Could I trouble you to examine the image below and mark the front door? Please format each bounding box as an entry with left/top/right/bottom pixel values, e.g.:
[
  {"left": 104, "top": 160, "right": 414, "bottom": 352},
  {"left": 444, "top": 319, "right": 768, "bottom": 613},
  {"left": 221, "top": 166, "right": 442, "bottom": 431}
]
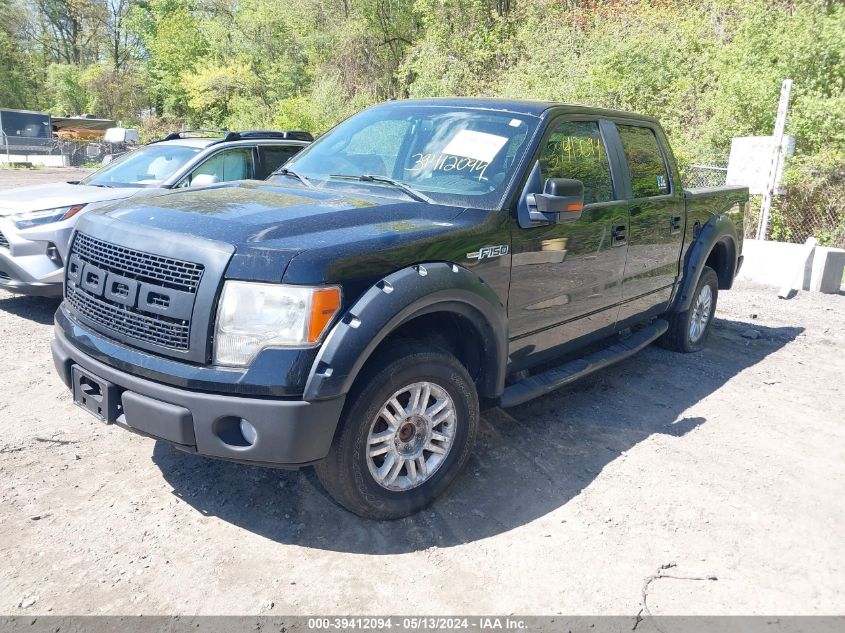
[
  {"left": 615, "top": 123, "right": 685, "bottom": 321},
  {"left": 508, "top": 119, "right": 629, "bottom": 369}
]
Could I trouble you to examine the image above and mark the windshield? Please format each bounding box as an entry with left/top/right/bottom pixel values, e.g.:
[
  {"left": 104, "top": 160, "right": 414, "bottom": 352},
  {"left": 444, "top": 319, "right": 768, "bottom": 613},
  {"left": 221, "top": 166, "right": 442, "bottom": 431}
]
[
  {"left": 271, "top": 104, "right": 539, "bottom": 209},
  {"left": 81, "top": 144, "right": 201, "bottom": 188}
]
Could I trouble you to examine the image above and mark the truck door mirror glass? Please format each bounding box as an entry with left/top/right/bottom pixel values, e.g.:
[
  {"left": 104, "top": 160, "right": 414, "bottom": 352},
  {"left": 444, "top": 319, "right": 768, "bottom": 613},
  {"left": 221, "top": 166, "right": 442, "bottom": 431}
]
[{"left": 526, "top": 178, "right": 584, "bottom": 224}]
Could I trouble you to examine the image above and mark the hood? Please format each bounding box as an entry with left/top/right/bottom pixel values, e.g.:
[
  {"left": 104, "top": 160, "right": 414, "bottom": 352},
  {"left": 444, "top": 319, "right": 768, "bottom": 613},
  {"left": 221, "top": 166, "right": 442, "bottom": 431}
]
[
  {"left": 0, "top": 181, "right": 137, "bottom": 216},
  {"left": 79, "top": 179, "right": 501, "bottom": 298},
  {"left": 97, "top": 180, "right": 466, "bottom": 255}
]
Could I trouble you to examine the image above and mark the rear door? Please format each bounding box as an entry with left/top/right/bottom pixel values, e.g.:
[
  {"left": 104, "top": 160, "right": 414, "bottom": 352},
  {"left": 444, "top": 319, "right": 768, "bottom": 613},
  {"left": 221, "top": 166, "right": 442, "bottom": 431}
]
[
  {"left": 508, "top": 117, "right": 629, "bottom": 366},
  {"left": 614, "top": 123, "right": 684, "bottom": 321}
]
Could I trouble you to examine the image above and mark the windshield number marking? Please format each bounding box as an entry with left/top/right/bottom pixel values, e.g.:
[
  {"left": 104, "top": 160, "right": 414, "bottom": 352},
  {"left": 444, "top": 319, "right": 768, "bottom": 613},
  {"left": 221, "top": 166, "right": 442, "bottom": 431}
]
[{"left": 405, "top": 153, "right": 490, "bottom": 181}]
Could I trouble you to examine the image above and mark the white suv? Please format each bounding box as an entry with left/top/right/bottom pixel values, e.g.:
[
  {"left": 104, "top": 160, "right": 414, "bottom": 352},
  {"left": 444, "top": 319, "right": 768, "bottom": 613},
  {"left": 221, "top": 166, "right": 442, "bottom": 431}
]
[{"left": 0, "top": 130, "right": 311, "bottom": 296}]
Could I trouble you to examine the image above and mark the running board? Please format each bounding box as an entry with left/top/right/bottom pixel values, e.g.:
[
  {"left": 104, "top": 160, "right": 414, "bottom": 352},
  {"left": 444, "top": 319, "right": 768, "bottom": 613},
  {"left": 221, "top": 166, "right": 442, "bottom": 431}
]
[{"left": 500, "top": 319, "right": 669, "bottom": 408}]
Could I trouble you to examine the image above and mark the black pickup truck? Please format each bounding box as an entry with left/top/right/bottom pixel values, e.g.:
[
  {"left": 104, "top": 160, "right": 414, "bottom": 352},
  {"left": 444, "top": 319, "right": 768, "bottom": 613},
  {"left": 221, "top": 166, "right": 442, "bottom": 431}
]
[{"left": 52, "top": 98, "right": 747, "bottom": 519}]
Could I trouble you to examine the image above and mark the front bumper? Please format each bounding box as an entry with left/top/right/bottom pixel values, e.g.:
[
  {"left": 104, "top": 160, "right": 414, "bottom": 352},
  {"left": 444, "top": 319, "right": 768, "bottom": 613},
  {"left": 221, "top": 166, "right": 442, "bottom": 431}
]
[
  {"left": 0, "top": 273, "right": 62, "bottom": 296},
  {"left": 52, "top": 325, "right": 346, "bottom": 467},
  {"left": 0, "top": 220, "right": 70, "bottom": 296}
]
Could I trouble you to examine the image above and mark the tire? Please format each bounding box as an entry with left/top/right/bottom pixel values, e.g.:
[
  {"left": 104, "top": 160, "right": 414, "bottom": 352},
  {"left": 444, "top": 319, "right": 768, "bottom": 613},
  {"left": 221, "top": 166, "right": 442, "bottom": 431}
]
[
  {"left": 660, "top": 266, "right": 719, "bottom": 353},
  {"left": 315, "top": 339, "right": 480, "bottom": 520}
]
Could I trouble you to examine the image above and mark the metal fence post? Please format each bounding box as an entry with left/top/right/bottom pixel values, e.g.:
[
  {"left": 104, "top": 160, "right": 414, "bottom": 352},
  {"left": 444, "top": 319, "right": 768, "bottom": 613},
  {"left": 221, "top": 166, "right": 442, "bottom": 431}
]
[{"left": 756, "top": 78, "right": 792, "bottom": 241}]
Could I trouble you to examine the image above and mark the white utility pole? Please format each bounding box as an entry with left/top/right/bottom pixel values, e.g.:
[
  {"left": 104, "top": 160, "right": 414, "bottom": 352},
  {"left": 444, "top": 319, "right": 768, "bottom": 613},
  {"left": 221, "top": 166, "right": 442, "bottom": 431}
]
[{"left": 757, "top": 78, "right": 792, "bottom": 240}]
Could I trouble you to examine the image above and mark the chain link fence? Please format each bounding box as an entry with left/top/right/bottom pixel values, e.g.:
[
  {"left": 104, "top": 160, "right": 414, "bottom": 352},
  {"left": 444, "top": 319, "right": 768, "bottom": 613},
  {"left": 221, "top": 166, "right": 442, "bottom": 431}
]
[
  {"left": 683, "top": 161, "right": 845, "bottom": 248},
  {"left": 682, "top": 163, "right": 728, "bottom": 189},
  {"left": 769, "top": 166, "right": 845, "bottom": 248},
  {"left": 54, "top": 139, "right": 133, "bottom": 166},
  {"left": 2, "top": 136, "right": 132, "bottom": 167}
]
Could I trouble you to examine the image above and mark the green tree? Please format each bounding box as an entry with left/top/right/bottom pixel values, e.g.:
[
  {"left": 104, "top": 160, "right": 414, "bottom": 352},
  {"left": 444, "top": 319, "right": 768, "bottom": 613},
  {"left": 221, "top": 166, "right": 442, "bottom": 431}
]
[
  {"left": 129, "top": 0, "right": 207, "bottom": 117},
  {"left": 32, "top": 0, "right": 107, "bottom": 64},
  {"left": 44, "top": 62, "right": 89, "bottom": 114},
  {"left": 82, "top": 62, "right": 147, "bottom": 120},
  {"left": 0, "top": 0, "right": 38, "bottom": 108},
  {"left": 401, "top": 0, "right": 518, "bottom": 97},
  {"left": 182, "top": 59, "right": 260, "bottom": 126}
]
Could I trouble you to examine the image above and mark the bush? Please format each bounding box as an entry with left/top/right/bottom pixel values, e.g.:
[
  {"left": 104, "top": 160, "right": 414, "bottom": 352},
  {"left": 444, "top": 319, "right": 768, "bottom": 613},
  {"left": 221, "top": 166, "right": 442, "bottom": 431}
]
[{"left": 136, "top": 114, "right": 185, "bottom": 144}]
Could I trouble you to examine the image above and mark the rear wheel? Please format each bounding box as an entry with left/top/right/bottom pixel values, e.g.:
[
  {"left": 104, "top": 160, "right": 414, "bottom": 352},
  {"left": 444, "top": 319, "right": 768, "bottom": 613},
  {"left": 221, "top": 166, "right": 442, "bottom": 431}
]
[
  {"left": 315, "top": 340, "right": 479, "bottom": 520},
  {"left": 660, "top": 266, "right": 719, "bottom": 353}
]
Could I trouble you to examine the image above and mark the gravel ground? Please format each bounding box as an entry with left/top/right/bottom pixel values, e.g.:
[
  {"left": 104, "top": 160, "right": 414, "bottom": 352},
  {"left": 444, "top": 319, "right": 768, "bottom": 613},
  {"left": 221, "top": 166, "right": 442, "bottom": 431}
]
[
  {"left": 0, "top": 167, "right": 95, "bottom": 188},
  {"left": 0, "top": 168, "right": 843, "bottom": 617}
]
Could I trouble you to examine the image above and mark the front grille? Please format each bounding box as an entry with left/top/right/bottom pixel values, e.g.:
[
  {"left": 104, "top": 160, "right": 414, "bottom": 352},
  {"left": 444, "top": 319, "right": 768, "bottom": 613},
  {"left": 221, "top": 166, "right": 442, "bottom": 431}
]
[
  {"left": 65, "top": 232, "right": 205, "bottom": 352},
  {"left": 0, "top": 231, "right": 8, "bottom": 248},
  {"left": 72, "top": 232, "right": 203, "bottom": 293},
  {"left": 66, "top": 284, "right": 191, "bottom": 350}
]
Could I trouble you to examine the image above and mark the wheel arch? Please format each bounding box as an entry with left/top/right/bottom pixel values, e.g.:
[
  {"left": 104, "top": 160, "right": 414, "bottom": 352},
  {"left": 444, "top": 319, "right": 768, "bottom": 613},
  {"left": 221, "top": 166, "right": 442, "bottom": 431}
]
[
  {"left": 672, "top": 215, "right": 739, "bottom": 313},
  {"left": 303, "top": 263, "right": 509, "bottom": 402}
]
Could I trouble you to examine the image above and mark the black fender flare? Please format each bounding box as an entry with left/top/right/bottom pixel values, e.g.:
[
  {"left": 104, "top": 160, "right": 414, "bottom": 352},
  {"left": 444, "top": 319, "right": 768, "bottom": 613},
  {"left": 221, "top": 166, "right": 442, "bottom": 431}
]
[
  {"left": 303, "top": 262, "right": 508, "bottom": 402},
  {"left": 672, "top": 214, "right": 739, "bottom": 313}
]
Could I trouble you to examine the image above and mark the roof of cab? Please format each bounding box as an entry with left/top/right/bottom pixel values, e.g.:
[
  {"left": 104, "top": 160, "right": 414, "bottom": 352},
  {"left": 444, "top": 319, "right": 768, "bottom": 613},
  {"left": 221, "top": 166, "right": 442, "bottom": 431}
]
[{"left": 374, "top": 97, "right": 659, "bottom": 123}]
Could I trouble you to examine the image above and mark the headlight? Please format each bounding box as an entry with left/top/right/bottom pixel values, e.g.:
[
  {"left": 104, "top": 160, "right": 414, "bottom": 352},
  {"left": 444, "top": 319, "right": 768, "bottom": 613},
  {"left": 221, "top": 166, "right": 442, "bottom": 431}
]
[
  {"left": 12, "top": 204, "right": 86, "bottom": 229},
  {"left": 213, "top": 281, "right": 341, "bottom": 367}
]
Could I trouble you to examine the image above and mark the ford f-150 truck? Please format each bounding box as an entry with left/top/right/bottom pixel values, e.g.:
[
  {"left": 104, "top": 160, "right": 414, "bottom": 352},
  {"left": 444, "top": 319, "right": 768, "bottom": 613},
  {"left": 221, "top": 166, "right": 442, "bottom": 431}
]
[{"left": 52, "top": 99, "right": 746, "bottom": 519}]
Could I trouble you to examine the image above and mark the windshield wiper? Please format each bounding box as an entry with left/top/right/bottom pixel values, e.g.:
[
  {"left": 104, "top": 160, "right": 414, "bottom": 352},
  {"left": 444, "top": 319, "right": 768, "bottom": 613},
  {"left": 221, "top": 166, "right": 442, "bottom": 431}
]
[
  {"left": 329, "top": 174, "right": 434, "bottom": 204},
  {"left": 274, "top": 168, "right": 314, "bottom": 188}
]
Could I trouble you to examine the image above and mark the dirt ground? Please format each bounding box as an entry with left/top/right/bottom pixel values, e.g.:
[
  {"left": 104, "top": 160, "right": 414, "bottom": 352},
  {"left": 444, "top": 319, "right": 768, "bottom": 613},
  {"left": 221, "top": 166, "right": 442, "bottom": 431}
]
[
  {"left": 0, "top": 167, "right": 95, "bottom": 188},
  {"left": 0, "top": 167, "right": 843, "bottom": 618}
]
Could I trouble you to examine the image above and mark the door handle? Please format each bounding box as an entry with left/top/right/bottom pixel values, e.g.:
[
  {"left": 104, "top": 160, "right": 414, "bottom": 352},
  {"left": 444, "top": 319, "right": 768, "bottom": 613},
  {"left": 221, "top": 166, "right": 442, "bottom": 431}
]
[
  {"left": 670, "top": 215, "right": 683, "bottom": 233},
  {"left": 612, "top": 224, "right": 627, "bottom": 245}
]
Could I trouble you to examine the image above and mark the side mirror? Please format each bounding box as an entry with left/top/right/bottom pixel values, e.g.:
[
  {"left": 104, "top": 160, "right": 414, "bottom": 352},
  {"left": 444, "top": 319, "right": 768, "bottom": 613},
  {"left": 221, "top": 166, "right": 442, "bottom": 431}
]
[{"left": 527, "top": 178, "right": 584, "bottom": 224}]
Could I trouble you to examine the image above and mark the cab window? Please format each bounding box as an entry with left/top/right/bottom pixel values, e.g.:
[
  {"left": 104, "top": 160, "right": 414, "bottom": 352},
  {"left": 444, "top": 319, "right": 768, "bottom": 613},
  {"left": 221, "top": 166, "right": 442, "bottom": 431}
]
[
  {"left": 257, "top": 145, "right": 303, "bottom": 179},
  {"left": 617, "top": 125, "right": 670, "bottom": 198},
  {"left": 185, "top": 148, "right": 255, "bottom": 186},
  {"left": 538, "top": 121, "right": 614, "bottom": 205}
]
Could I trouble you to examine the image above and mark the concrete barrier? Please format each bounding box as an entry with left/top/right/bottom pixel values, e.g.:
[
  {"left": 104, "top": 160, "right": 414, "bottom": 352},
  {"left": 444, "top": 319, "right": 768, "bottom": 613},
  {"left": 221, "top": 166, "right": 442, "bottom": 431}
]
[
  {"left": 738, "top": 239, "right": 844, "bottom": 293},
  {"left": 0, "top": 154, "right": 68, "bottom": 167}
]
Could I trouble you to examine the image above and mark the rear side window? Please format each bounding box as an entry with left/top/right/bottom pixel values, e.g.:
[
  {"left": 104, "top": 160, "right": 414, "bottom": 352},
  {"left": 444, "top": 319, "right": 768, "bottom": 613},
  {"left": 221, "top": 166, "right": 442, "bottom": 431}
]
[
  {"left": 538, "top": 121, "right": 614, "bottom": 204},
  {"left": 257, "top": 145, "right": 303, "bottom": 179},
  {"left": 617, "top": 125, "right": 670, "bottom": 198}
]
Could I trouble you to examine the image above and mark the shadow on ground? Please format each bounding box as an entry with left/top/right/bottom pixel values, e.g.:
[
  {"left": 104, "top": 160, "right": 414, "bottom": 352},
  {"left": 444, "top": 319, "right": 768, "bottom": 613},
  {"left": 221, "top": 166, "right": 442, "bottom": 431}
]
[
  {"left": 148, "top": 318, "right": 800, "bottom": 554},
  {"left": 0, "top": 294, "right": 61, "bottom": 325}
]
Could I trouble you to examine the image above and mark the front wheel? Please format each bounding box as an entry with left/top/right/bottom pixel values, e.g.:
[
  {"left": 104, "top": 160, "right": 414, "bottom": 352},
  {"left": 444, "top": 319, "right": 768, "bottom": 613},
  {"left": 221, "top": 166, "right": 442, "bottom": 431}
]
[
  {"left": 660, "top": 266, "right": 719, "bottom": 353},
  {"left": 315, "top": 340, "right": 479, "bottom": 520}
]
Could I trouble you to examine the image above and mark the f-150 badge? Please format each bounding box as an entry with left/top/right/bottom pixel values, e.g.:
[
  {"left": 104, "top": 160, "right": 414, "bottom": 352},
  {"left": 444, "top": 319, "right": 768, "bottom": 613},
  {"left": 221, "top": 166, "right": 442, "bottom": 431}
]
[{"left": 466, "top": 244, "right": 509, "bottom": 260}]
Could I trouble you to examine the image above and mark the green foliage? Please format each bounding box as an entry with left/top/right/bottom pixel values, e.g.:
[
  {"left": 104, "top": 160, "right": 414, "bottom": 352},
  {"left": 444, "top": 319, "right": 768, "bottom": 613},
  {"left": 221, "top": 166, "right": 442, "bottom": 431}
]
[
  {"left": 7, "top": 0, "right": 843, "bottom": 162},
  {"left": 401, "top": 0, "right": 518, "bottom": 97},
  {"left": 82, "top": 63, "right": 147, "bottom": 122},
  {"left": 699, "top": 0, "right": 845, "bottom": 159},
  {"left": 0, "top": 0, "right": 38, "bottom": 108},
  {"left": 273, "top": 74, "right": 378, "bottom": 135},
  {"left": 44, "top": 63, "right": 90, "bottom": 115},
  {"left": 129, "top": 0, "right": 208, "bottom": 117},
  {"left": 136, "top": 113, "right": 183, "bottom": 143}
]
